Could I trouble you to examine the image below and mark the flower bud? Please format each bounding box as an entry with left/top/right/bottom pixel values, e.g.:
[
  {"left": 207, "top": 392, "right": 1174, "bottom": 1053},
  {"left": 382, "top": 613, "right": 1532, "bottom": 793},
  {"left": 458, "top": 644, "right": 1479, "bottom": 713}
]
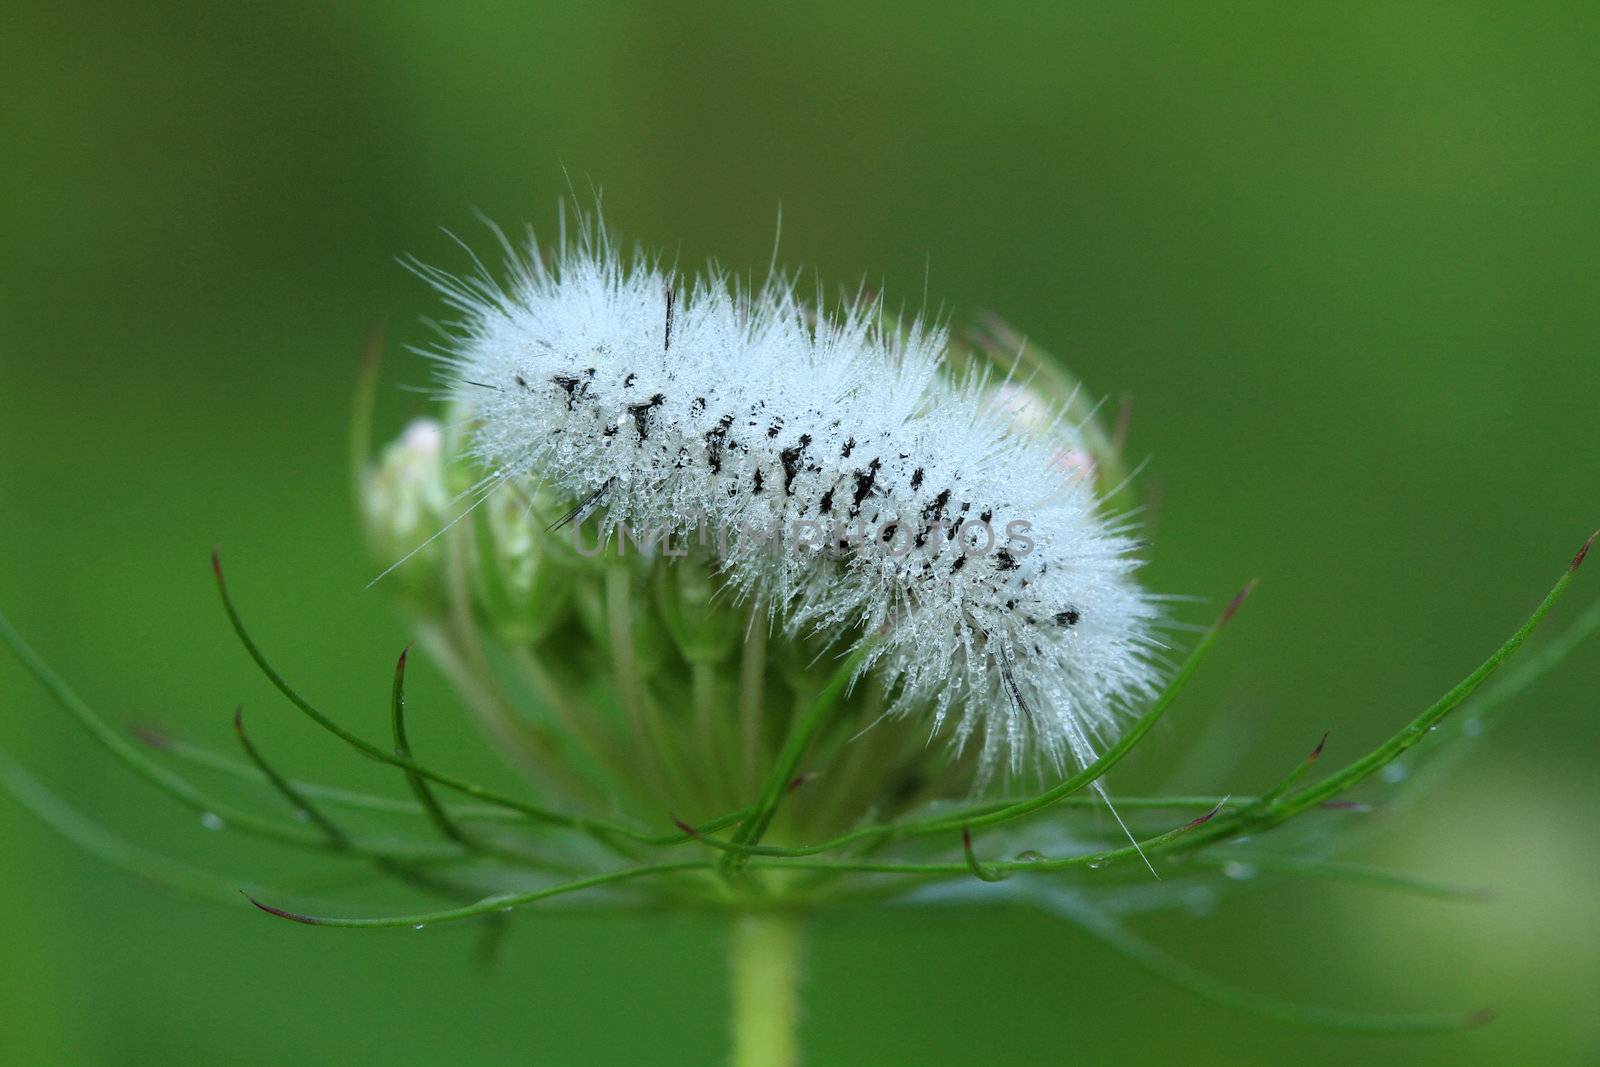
[
  {"left": 470, "top": 472, "right": 576, "bottom": 645},
  {"left": 959, "top": 317, "right": 1134, "bottom": 507},
  {"left": 361, "top": 418, "right": 451, "bottom": 605}
]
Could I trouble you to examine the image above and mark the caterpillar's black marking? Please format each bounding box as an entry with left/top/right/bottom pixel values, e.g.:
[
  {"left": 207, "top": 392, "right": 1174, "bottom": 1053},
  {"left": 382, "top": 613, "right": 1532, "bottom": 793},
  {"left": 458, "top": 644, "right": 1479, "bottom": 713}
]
[
  {"left": 779, "top": 434, "right": 811, "bottom": 496},
  {"left": 552, "top": 375, "right": 581, "bottom": 409},
  {"left": 850, "top": 457, "right": 881, "bottom": 515},
  {"left": 628, "top": 393, "right": 665, "bottom": 441},
  {"left": 550, "top": 368, "right": 596, "bottom": 410},
  {"left": 705, "top": 414, "right": 733, "bottom": 473}
]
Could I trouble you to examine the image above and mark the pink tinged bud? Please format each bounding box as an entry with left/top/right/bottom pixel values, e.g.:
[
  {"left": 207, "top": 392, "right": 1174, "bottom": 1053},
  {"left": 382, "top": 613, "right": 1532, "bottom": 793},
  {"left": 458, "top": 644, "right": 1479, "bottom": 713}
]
[{"left": 1048, "top": 448, "right": 1097, "bottom": 483}]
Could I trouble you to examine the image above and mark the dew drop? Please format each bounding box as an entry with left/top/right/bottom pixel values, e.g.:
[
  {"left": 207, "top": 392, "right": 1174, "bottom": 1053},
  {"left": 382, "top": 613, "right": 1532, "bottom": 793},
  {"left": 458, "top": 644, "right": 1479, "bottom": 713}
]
[
  {"left": 1183, "top": 886, "right": 1217, "bottom": 917},
  {"left": 413, "top": 924, "right": 426, "bottom": 930},
  {"left": 1380, "top": 762, "right": 1408, "bottom": 784},
  {"left": 1013, "top": 850, "right": 1045, "bottom": 863},
  {"left": 199, "top": 812, "right": 225, "bottom": 832},
  {"left": 1087, "top": 859, "right": 1110, "bottom": 870},
  {"left": 1222, "top": 861, "right": 1257, "bottom": 881}
]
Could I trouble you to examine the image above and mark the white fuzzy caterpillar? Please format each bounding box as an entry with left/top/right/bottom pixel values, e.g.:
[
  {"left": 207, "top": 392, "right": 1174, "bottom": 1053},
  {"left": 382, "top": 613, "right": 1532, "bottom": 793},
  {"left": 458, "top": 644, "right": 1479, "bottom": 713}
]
[{"left": 418, "top": 223, "right": 1161, "bottom": 778}]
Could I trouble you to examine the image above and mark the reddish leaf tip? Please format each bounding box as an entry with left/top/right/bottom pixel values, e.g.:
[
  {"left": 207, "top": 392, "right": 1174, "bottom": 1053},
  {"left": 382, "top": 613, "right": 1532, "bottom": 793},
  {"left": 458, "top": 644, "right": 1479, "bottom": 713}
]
[
  {"left": 1308, "top": 731, "right": 1329, "bottom": 761},
  {"left": 232, "top": 706, "right": 245, "bottom": 734},
  {"left": 1572, "top": 530, "right": 1598, "bottom": 572},
  {"left": 395, "top": 644, "right": 411, "bottom": 673},
  {"left": 786, "top": 771, "right": 817, "bottom": 794},
  {"left": 1219, "top": 579, "right": 1259, "bottom": 628},
  {"left": 129, "top": 722, "right": 173, "bottom": 751},
  {"left": 1463, "top": 1007, "right": 1498, "bottom": 1029},
  {"left": 960, "top": 824, "right": 1006, "bottom": 881},
  {"left": 210, "top": 548, "right": 224, "bottom": 582},
  {"left": 241, "top": 891, "right": 322, "bottom": 926},
  {"left": 1184, "top": 802, "right": 1225, "bottom": 832},
  {"left": 670, "top": 815, "right": 701, "bottom": 839},
  {"left": 360, "top": 321, "right": 385, "bottom": 367}
]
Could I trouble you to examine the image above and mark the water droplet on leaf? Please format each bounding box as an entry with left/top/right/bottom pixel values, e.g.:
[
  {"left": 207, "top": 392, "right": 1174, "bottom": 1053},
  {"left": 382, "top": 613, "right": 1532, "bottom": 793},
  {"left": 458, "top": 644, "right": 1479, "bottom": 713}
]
[{"left": 1183, "top": 886, "right": 1217, "bottom": 917}]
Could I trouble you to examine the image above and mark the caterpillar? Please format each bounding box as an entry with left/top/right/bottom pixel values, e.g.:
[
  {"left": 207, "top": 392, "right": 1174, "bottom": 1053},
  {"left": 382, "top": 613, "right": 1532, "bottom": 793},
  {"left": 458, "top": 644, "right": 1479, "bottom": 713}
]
[{"left": 415, "top": 220, "right": 1161, "bottom": 778}]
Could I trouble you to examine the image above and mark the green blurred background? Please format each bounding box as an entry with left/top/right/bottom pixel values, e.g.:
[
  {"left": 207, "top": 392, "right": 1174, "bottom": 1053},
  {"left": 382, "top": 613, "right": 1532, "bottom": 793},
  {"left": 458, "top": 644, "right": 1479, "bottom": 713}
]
[{"left": 2, "top": 3, "right": 1596, "bottom": 1064}]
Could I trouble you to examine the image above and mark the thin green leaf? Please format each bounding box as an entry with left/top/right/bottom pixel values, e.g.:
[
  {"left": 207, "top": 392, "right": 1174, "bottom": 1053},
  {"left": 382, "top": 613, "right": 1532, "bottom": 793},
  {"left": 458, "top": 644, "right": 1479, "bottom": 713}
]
[
  {"left": 133, "top": 726, "right": 525, "bottom": 822},
  {"left": 0, "top": 608, "right": 525, "bottom": 867},
  {"left": 1457, "top": 594, "right": 1600, "bottom": 732},
  {"left": 961, "top": 825, "right": 1007, "bottom": 883},
  {"left": 1387, "top": 594, "right": 1600, "bottom": 814},
  {"left": 233, "top": 707, "right": 351, "bottom": 848},
  {"left": 211, "top": 552, "right": 671, "bottom": 846},
  {"left": 747, "top": 802, "right": 1224, "bottom": 878},
  {"left": 1193, "top": 851, "right": 1493, "bottom": 902},
  {"left": 1173, "top": 537, "right": 1594, "bottom": 855},
  {"left": 1269, "top": 537, "right": 1591, "bottom": 822},
  {"left": 0, "top": 607, "right": 321, "bottom": 849},
  {"left": 0, "top": 746, "right": 296, "bottom": 908},
  {"left": 244, "top": 861, "right": 712, "bottom": 928},
  {"left": 719, "top": 642, "right": 875, "bottom": 874},
  {"left": 389, "top": 646, "right": 469, "bottom": 845},
  {"left": 1251, "top": 732, "right": 1328, "bottom": 808},
  {"left": 1048, "top": 895, "right": 1491, "bottom": 1034}
]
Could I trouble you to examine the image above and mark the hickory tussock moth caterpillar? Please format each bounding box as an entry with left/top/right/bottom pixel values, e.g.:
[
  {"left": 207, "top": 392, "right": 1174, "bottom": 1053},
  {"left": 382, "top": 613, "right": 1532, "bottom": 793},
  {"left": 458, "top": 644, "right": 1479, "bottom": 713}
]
[{"left": 414, "top": 218, "right": 1161, "bottom": 779}]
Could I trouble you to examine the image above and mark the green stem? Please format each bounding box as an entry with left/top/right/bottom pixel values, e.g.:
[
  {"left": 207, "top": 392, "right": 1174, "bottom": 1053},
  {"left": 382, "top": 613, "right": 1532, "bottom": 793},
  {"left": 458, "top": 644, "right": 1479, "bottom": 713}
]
[
  {"left": 729, "top": 912, "right": 803, "bottom": 1067},
  {"left": 737, "top": 607, "right": 767, "bottom": 796},
  {"left": 721, "top": 644, "right": 872, "bottom": 875}
]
